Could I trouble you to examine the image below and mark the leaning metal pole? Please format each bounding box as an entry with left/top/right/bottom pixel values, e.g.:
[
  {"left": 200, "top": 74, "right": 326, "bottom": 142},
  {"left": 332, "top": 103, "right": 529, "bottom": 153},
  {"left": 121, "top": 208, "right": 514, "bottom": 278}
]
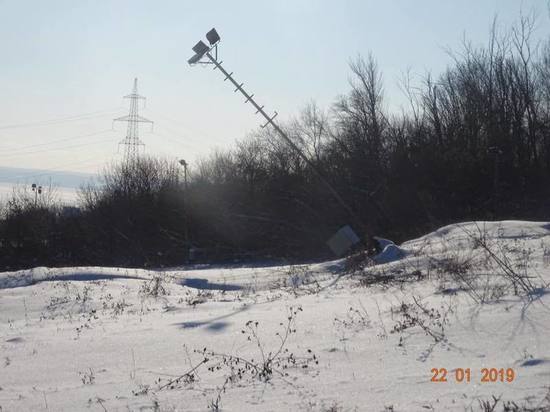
[{"left": 204, "top": 51, "right": 371, "bottom": 246}]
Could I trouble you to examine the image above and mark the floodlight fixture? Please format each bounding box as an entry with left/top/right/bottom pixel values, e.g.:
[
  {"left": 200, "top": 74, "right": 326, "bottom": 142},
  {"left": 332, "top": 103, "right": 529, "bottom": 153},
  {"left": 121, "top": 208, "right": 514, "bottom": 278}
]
[
  {"left": 188, "top": 40, "right": 210, "bottom": 65},
  {"left": 188, "top": 29, "right": 222, "bottom": 65},
  {"left": 206, "top": 28, "right": 220, "bottom": 45},
  {"left": 192, "top": 40, "right": 209, "bottom": 55}
]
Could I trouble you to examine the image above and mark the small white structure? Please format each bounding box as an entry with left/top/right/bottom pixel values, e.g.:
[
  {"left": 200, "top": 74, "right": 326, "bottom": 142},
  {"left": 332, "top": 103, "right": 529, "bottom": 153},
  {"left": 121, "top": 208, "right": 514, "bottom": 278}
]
[{"left": 327, "top": 225, "right": 360, "bottom": 257}]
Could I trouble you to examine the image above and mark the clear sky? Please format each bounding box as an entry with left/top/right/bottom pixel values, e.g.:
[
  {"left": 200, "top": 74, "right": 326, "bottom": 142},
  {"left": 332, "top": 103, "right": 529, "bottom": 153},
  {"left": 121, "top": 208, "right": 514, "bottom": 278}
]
[{"left": 1, "top": 0, "right": 549, "bottom": 179}]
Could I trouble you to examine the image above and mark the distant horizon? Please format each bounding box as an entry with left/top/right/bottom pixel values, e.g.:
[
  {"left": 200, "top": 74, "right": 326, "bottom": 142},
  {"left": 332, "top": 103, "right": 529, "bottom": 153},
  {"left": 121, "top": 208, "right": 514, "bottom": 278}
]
[{"left": 0, "top": 166, "right": 96, "bottom": 204}]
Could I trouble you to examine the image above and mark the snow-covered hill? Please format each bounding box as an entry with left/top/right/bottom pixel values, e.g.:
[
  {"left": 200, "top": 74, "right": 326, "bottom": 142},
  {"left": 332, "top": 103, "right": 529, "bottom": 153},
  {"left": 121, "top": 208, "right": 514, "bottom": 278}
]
[{"left": 1, "top": 221, "right": 549, "bottom": 411}]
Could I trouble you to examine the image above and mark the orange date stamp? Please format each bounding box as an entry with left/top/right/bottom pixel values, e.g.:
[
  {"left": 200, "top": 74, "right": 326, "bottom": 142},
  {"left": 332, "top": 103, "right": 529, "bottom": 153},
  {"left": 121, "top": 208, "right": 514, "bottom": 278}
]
[{"left": 430, "top": 368, "right": 516, "bottom": 383}]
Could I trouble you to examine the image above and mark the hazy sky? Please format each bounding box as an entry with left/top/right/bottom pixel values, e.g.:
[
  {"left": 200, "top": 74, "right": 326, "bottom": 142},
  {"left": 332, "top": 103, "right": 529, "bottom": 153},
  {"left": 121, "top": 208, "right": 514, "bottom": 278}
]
[{"left": 1, "top": 0, "right": 549, "bottom": 179}]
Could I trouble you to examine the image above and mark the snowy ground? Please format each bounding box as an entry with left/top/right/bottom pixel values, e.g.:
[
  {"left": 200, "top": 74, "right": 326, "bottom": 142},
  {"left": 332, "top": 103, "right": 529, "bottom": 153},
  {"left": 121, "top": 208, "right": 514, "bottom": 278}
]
[{"left": 1, "top": 221, "right": 550, "bottom": 411}]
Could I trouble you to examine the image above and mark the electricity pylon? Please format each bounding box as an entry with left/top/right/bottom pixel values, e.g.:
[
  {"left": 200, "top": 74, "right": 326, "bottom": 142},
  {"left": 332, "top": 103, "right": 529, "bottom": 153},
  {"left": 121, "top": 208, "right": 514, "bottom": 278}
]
[{"left": 114, "top": 78, "right": 153, "bottom": 164}]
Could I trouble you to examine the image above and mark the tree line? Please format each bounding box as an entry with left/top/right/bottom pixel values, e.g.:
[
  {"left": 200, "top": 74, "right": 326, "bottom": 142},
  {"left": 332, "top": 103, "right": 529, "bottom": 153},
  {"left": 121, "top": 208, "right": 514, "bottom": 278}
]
[{"left": 2, "top": 17, "right": 550, "bottom": 270}]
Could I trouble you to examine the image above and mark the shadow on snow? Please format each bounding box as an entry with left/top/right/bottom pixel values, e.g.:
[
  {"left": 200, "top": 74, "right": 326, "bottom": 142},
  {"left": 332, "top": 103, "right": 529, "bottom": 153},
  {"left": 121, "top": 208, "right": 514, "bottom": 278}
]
[
  {"left": 173, "top": 305, "right": 249, "bottom": 333},
  {"left": 180, "top": 277, "right": 243, "bottom": 291}
]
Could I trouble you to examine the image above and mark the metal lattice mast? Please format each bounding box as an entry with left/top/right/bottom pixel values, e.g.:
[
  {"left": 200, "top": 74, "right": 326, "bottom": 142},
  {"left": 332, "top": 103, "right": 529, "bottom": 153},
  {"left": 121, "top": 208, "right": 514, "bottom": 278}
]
[{"left": 114, "top": 78, "right": 153, "bottom": 164}]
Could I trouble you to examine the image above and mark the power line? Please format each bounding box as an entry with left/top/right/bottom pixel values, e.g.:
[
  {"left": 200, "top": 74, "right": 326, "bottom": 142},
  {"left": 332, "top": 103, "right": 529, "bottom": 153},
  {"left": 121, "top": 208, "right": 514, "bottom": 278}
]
[
  {"left": 145, "top": 108, "right": 229, "bottom": 145},
  {"left": 1, "top": 136, "right": 115, "bottom": 160},
  {"left": 150, "top": 130, "right": 202, "bottom": 150},
  {"left": 0, "top": 129, "right": 114, "bottom": 153},
  {"left": 0, "top": 107, "right": 124, "bottom": 131},
  {"left": 153, "top": 122, "right": 227, "bottom": 146}
]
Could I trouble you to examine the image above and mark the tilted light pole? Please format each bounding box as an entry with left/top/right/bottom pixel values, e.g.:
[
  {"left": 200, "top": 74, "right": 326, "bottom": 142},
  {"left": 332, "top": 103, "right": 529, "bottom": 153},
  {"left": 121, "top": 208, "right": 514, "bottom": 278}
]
[{"left": 187, "top": 29, "right": 371, "bottom": 250}]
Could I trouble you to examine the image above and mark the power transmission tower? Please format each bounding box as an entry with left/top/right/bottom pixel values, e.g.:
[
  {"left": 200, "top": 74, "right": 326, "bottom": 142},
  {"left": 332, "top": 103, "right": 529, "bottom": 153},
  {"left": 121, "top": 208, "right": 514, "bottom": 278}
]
[{"left": 114, "top": 78, "right": 153, "bottom": 164}]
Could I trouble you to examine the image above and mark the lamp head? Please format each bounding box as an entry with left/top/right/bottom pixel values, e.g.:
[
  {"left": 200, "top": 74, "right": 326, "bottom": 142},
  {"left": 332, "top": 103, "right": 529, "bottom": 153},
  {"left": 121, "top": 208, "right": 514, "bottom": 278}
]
[
  {"left": 206, "top": 28, "right": 220, "bottom": 45},
  {"left": 188, "top": 29, "right": 221, "bottom": 65}
]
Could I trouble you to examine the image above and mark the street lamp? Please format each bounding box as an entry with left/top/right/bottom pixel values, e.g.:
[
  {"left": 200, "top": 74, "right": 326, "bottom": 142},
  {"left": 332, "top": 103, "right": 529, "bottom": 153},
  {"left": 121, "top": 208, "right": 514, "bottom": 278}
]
[
  {"left": 31, "top": 183, "right": 42, "bottom": 207},
  {"left": 178, "top": 159, "right": 190, "bottom": 259},
  {"left": 179, "top": 159, "right": 188, "bottom": 190}
]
